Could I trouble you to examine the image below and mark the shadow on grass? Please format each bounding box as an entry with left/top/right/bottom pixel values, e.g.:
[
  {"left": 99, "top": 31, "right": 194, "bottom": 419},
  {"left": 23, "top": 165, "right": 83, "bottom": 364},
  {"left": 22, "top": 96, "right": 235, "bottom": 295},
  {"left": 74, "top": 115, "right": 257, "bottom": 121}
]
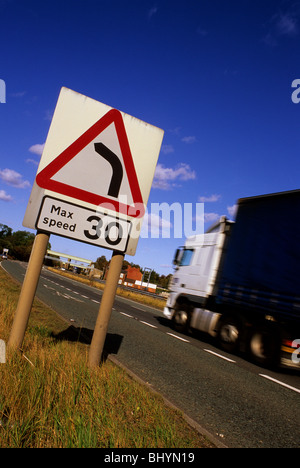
[{"left": 51, "top": 326, "right": 123, "bottom": 362}]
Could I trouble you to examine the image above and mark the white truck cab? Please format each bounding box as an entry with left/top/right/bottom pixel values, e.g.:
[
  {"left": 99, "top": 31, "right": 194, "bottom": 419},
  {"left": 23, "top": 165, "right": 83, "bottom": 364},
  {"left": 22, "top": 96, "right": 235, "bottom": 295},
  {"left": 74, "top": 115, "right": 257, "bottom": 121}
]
[{"left": 164, "top": 217, "right": 233, "bottom": 338}]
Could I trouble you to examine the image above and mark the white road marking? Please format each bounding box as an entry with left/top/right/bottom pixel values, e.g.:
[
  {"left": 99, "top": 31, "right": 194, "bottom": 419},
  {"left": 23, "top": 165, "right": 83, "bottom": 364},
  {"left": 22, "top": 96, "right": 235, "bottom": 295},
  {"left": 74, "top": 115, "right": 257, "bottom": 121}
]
[
  {"left": 140, "top": 321, "right": 157, "bottom": 329},
  {"left": 259, "top": 374, "right": 300, "bottom": 394},
  {"left": 204, "top": 349, "right": 236, "bottom": 363},
  {"left": 55, "top": 290, "right": 84, "bottom": 303},
  {"left": 166, "top": 332, "right": 190, "bottom": 343},
  {"left": 120, "top": 312, "right": 134, "bottom": 318},
  {"left": 43, "top": 284, "right": 55, "bottom": 291}
]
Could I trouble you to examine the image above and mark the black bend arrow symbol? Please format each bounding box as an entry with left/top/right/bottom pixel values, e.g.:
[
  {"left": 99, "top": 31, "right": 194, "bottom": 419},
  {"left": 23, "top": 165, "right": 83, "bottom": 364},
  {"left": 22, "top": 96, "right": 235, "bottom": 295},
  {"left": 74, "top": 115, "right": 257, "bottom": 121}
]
[{"left": 94, "top": 142, "right": 123, "bottom": 198}]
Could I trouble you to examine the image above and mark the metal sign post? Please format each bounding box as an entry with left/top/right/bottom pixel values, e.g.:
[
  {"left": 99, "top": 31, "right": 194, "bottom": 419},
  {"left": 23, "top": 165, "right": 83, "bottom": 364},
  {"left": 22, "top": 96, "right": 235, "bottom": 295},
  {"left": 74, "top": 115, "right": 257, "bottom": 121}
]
[
  {"left": 88, "top": 251, "right": 124, "bottom": 368},
  {"left": 8, "top": 232, "right": 50, "bottom": 351}
]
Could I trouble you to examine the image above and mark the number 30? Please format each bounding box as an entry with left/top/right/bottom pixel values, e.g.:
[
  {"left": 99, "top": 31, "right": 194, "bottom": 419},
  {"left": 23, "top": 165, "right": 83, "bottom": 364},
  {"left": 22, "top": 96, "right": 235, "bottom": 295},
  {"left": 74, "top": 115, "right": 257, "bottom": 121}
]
[{"left": 84, "top": 215, "right": 122, "bottom": 246}]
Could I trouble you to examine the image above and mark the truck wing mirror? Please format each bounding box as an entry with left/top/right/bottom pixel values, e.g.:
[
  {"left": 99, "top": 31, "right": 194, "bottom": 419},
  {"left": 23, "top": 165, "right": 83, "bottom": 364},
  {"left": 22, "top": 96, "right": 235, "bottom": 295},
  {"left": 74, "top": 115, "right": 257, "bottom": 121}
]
[{"left": 173, "top": 248, "right": 183, "bottom": 265}]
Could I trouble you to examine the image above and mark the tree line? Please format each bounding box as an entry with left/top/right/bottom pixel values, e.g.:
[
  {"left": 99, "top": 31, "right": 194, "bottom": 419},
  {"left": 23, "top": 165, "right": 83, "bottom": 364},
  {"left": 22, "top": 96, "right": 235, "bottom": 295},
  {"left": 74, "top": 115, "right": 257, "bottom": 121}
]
[{"left": 0, "top": 224, "right": 52, "bottom": 262}]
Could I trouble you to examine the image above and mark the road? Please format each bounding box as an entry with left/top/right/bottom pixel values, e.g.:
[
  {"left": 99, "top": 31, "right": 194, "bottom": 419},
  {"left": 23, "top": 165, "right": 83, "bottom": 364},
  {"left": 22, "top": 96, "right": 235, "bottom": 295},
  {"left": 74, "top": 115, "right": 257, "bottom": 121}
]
[{"left": 2, "top": 260, "right": 300, "bottom": 448}]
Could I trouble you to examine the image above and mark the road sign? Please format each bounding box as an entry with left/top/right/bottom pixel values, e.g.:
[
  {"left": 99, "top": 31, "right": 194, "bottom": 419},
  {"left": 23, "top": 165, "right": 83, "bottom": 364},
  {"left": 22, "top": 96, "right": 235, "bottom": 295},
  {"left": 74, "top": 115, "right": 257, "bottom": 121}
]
[
  {"left": 13, "top": 87, "right": 164, "bottom": 363},
  {"left": 23, "top": 87, "right": 164, "bottom": 255},
  {"left": 35, "top": 108, "right": 144, "bottom": 218}
]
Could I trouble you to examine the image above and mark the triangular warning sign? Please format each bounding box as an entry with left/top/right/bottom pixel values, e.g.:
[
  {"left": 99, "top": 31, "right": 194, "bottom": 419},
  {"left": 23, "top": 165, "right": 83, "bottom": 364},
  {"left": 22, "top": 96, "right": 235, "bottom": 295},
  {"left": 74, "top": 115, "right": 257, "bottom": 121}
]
[{"left": 36, "top": 109, "right": 144, "bottom": 218}]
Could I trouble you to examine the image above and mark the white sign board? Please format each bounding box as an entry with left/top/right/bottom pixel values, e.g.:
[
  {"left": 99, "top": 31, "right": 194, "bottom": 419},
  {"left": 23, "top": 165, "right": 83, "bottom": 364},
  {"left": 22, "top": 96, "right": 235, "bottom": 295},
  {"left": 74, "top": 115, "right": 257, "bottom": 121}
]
[{"left": 23, "top": 87, "right": 164, "bottom": 255}]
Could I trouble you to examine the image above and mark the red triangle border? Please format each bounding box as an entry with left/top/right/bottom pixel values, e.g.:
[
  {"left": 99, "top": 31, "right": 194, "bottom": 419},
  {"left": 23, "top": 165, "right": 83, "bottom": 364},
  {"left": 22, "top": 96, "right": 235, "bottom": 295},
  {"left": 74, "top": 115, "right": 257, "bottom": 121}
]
[{"left": 36, "top": 109, "right": 144, "bottom": 218}]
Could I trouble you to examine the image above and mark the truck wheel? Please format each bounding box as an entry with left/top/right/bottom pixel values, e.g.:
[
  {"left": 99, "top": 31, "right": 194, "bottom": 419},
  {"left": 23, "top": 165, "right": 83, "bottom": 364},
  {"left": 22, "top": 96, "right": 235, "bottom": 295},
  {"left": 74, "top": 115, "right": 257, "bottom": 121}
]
[
  {"left": 172, "top": 304, "right": 190, "bottom": 333},
  {"left": 248, "top": 326, "right": 280, "bottom": 367},
  {"left": 217, "top": 316, "right": 240, "bottom": 353}
]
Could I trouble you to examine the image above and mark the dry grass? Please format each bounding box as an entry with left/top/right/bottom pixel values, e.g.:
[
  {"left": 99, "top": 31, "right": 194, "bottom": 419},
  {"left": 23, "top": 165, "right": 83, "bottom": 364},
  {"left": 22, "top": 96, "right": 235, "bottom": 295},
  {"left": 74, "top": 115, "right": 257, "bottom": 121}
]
[{"left": 0, "top": 266, "right": 214, "bottom": 448}]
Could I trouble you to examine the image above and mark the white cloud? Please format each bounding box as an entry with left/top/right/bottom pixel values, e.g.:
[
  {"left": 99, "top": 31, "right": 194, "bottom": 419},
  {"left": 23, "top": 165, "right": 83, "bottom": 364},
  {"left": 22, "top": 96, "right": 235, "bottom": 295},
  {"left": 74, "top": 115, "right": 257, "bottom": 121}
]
[
  {"left": 227, "top": 204, "right": 238, "bottom": 219},
  {"left": 169, "top": 126, "right": 181, "bottom": 136},
  {"left": 204, "top": 212, "right": 220, "bottom": 223},
  {"left": 194, "top": 211, "right": 220, "bottom": 224},
  {"left": 141, "top": 212, "right": 172, "bottom": 238},
  {"left": 0, "top": 168, "right": 30, "bottom": 189},
  {"left": 44, "top": 109, "right": 54, "bottom": 121},
  {"left": 199, "top": 194, "right": 221, "bottom": 203},
  {"left": 26, "top": 158, "right": 39, "bottom": 166},
  {"left": 161, "top": 144, "right": 174, "bottom": 154},
  {"left": 0, "top": 190, "right": 13, "bottom": 202},
  {"left": 29, "top": 143, "right": 45, "bottom": 156},
  {"left": 144, "top": 212, "right": 172, "bottom": 229},
  {"left": 148, "top": 6, "right": 158, "bottom": 19},
  {"left": 276, "top": 13, "right": 298, "bottom": 36},
  {"left": 181, "top": 136, "right": 197, "bottom": 144},
  {"left": 153, "top": 163, "right": 196, "bottom": 190},
  {"left": 263, "top": 8, "right": 299, "bottom": 46},
  {"left": 197, "top": 27, "right": 208, "bottom": 36},
  {"left": 10, "top": 91, "right": 26, "bottom": 98}
]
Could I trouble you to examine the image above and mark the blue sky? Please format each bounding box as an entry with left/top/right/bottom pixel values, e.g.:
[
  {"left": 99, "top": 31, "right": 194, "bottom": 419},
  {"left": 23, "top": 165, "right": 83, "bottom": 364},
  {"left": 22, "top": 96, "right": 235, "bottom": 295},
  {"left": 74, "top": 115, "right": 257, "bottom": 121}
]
[{"left": 0, "top": 0, "right": 299, "bottom": 274}]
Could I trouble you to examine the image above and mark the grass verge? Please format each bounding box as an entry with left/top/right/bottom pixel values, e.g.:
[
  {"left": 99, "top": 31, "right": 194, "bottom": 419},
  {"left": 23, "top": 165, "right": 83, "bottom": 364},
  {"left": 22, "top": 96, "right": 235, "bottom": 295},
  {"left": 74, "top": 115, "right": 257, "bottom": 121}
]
[{"left": 0, "top": 266, "right": 214, "bottom": 448}]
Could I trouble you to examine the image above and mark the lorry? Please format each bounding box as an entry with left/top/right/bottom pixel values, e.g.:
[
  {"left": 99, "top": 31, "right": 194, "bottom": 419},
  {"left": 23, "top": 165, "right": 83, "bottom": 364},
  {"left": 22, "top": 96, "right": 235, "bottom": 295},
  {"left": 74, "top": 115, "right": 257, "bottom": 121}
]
[{"left": 164, "top": 189, "right": 300, "bottom": 369}]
